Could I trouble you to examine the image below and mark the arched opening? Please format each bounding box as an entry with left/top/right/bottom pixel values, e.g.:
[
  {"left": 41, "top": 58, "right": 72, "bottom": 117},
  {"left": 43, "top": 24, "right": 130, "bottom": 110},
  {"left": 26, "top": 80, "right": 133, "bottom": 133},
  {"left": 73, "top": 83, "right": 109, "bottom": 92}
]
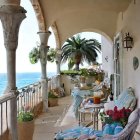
[
  {"left": 47, "top": 27, "right": 57, "bottom": 76},
  {"left": 60, "top": 31, "right": 113, "bottom": 78}
]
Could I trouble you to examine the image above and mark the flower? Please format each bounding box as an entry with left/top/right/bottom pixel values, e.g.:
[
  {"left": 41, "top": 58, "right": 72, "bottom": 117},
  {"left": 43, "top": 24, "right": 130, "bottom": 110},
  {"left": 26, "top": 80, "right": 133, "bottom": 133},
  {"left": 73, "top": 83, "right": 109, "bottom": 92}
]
[
  {"left": 17, "top": 105, "right": 34, "bottom": 122},
  {"left": 105, "top": 106, "right": 132, "bottom": 127}
]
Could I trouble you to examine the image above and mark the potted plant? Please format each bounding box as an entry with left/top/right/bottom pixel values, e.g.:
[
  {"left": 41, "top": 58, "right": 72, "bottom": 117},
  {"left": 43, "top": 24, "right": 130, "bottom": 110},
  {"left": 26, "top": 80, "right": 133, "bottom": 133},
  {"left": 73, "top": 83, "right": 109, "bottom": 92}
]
[
  {"left": 17, "top": 105, "right": 34, "bottom": 140},
  {"left": 29, "top": 44, "right": 57, "bottom": 64},
  {"left": 29, "top": 46, "right": 40, "bottom": 64},
  {"left": 48, "top": 90, "right": 58, "bottom": 107},
  {"left": 79, "top": 68, "right": 98, "bottom": 84},
  {"left": 99, "top": 106, "right": 132, "bottom": 128},
  {"left": 47, "top": 48, "right": 57, "bottom": 62}
]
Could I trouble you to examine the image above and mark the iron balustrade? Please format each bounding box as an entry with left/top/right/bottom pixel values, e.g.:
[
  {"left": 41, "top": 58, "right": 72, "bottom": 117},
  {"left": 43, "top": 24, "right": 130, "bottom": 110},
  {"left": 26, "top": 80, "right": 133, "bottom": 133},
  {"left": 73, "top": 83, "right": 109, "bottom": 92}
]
[
  {"left": 17, "top": 82, "right": 42, "bottom": 115},
  {"left": 0, "top": 92, "right": 15, "bottom": 139},
  {"left": 0, "top": 81, "right": 42, "bottom": 139}
]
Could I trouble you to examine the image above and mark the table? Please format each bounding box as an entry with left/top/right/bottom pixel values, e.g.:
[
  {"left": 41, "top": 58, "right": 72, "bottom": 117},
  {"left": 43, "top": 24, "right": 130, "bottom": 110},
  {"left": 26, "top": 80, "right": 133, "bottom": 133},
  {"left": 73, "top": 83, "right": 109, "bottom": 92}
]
[
  {"left": 78, "top": 103, "right": 104, "bottom": 130},
  {"left": 71, "top": 88, "right": 93, "bottom": 97},
  {"left": 71, "top": 88, "right": 94, "bottom": 118}
]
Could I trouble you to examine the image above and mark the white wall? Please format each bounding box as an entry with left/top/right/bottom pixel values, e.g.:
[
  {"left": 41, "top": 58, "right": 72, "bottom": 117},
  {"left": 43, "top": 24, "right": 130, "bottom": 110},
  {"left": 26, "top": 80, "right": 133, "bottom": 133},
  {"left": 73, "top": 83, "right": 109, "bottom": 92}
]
[
  {"left": 101, "top": 36, "right": 113, "bottom": 77},
  {"left": 116, "top": 0, "right": 140, "bottom": 108}
]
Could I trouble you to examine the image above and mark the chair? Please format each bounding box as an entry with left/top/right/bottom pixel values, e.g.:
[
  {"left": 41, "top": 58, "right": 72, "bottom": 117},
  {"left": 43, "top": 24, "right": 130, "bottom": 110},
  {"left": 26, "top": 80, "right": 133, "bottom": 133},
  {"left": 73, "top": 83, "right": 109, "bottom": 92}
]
[
  {"left": 95, "top": 108, "right": 140, "bottom": 140},
  {"left": 54, "top": 109, "right": 140, "bottom": 140},
  {"left": 104, "top": 87, "right": 137, "bottom": 112}
]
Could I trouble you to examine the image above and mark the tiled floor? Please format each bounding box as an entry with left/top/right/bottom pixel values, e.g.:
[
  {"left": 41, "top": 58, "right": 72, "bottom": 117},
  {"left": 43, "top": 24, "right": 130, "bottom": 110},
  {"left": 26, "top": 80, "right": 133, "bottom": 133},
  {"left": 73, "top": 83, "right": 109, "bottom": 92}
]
[
  {"left": 33, "top": 95, "right": 139, "bottom": 140},
  {"left": 33, "top": 95, "right": 76, "bottom": 140}
]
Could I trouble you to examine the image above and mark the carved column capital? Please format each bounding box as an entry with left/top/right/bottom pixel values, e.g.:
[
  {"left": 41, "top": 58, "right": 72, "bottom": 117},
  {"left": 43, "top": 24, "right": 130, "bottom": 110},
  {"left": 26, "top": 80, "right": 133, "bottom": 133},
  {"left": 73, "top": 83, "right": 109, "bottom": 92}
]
[
  {"left": 38, "top": 31, "right": 51, "bottom": 45},
  {"left": 0, "top": 0, "right": 20, "bottom": 5},
  {"left": 38, "top": 31, "right": 51, "bottom": 70},
  {"left": 0, "top": 5, "right": 26, "bottom": 50}
]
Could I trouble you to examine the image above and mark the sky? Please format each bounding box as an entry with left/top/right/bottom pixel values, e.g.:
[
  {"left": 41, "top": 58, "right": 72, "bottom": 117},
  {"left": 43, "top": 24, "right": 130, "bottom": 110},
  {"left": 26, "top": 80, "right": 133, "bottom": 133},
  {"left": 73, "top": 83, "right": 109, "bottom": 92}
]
[{"left": 0, "top": 0, "right": 101, "bottom": 73}]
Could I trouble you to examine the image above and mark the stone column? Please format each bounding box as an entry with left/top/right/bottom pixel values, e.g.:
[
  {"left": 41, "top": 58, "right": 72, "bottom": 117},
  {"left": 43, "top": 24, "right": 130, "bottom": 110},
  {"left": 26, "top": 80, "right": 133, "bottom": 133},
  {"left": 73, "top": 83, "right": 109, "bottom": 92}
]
[
  {"left": 56, "top": 49, "right": 62, "bottom": 75},
  {"left": 55, "top": 49, "right": 62, "bottom": 88},
  {"left": 38, "top": 31, "right": 51, "bottom": 111},
  {"left": 0, "top": 4, "right": 26, "bottom": 140}
]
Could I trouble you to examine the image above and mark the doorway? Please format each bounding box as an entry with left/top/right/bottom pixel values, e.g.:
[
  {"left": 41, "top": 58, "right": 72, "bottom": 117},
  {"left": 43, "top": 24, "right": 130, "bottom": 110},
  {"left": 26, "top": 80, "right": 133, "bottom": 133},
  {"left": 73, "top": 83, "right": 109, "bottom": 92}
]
[{"left": 113, "top": 33, "right": 123, "bottom": 100}]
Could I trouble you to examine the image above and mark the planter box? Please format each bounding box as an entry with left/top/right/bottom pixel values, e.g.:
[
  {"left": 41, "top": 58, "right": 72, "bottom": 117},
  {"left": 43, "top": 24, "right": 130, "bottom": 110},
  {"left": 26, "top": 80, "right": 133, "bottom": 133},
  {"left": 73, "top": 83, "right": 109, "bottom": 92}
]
[
  {"left": 33, "top": 101, "right": 43, "bottom": 118},
  {"left": 18, "top": 120, "right": 34, "bottom": 140},
  {"left": 1, "top": 129, "right": 9, "bottom": 140},
  {"left": 48, "top": 98, "right": 58, "bottom": 107}
]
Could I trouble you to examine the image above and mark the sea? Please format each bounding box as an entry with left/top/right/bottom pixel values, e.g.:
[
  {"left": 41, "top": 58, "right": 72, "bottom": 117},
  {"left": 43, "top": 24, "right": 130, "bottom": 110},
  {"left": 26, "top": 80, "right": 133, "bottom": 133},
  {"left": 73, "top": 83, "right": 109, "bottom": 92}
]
[{"left": 0, "top": 72, "right": 56, "bottom": 96}]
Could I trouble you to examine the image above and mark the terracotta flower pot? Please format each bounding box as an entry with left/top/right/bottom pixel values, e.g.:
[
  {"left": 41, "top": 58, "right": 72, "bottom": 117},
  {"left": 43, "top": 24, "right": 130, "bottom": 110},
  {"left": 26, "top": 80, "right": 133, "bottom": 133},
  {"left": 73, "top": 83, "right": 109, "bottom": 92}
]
[
  {"left": 48, "top": 98, "right": 58, "bottom": 107},
  {"left": 18, "top": 120, "right": 34, "bottom": 140}
]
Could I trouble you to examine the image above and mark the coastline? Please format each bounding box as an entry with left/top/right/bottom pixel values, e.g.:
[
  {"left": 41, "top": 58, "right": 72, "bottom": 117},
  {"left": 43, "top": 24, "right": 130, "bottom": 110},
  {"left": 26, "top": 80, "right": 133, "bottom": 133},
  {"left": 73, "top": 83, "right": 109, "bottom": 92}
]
[{"left": 0, "top": 72, "right": 56, "bottom": 96}]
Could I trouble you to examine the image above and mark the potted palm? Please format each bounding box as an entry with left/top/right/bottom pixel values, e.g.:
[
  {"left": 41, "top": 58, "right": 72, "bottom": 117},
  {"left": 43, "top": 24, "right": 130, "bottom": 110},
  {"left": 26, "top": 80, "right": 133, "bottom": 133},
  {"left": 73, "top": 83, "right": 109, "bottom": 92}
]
[{"left": 17, "top": 106, "right": 34, "bottom": 140}]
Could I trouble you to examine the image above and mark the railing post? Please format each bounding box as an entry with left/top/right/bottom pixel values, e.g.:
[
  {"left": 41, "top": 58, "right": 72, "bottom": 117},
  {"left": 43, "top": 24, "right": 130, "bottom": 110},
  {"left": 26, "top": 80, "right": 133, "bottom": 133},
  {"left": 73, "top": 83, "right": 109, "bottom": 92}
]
[
  {"left": 0, "top": 3, "right": 26, "bottom": 140},
  {"left": 38, "top": 31, "right": 51, "bottom": 111}
]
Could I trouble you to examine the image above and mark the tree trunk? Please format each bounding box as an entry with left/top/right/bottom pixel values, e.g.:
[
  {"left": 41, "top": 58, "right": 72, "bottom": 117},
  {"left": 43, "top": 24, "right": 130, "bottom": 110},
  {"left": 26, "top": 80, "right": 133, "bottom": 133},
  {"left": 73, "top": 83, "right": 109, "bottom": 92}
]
[
  {"left": 74, "top": 52, "right": 82, "bottom": 70},
  {"left": 74, "top": 63, "right": 80, "bottom": 71}
]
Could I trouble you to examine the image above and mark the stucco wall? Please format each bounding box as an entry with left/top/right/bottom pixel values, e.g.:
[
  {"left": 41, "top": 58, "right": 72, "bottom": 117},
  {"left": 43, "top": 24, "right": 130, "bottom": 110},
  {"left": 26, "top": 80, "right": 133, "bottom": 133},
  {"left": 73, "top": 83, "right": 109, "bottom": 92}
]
[
  {"left": 101, "top": 36, "right": 113, "bottom": 77},
  {"left": 116, "top": 0, "right": 140, "bottom": 108},
  {"left": 60, "top": 75, "right": 75, "bottom": 95}
]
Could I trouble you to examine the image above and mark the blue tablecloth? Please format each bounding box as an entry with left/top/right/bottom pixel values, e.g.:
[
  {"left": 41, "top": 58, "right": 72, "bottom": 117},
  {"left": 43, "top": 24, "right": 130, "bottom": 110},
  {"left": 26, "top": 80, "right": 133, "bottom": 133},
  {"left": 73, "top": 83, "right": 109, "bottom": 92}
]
[
  {"left": 71, "top": 88, "right": 94, "bottom": 118},
  {"left": 71, "top": 88, "right": 93, "bottom": 97}
]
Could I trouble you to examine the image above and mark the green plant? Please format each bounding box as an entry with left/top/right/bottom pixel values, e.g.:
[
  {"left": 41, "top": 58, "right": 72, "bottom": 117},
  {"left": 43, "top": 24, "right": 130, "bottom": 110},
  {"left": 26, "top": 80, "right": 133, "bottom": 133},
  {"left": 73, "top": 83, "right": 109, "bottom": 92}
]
[
  {"left": 60, "top": 70, "right": 80, "bottom": 76},
  {"left": 17, "top": 106, "right": 34, "bottom": 122},
  {"left": 47, "top": 48, "right": 57, "bottom": 62},
  {"left": 29, "top": 44, "right": 57, "bottom": 64},
  {"left": 29, "top": 47, "right": 40, "bottom": 64},
  {"left": 100, "top": 106, "right": 132, "bottom": 127},
  {"left": 79, "top": 68, "right": 98, "bottom": 77},
  {"left": 48, "top": 91, "right": 58, "bottom": 98},
  {"left": 61, "top": 34, "right": 101, "bottom": 70}
]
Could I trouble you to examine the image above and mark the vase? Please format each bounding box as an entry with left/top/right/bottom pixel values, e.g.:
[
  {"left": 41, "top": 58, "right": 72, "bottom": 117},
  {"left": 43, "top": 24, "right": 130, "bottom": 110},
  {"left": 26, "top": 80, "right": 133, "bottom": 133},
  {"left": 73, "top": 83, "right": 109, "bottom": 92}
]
[{"left": 18, "top": 120, "right": 34, "bottom": 140}]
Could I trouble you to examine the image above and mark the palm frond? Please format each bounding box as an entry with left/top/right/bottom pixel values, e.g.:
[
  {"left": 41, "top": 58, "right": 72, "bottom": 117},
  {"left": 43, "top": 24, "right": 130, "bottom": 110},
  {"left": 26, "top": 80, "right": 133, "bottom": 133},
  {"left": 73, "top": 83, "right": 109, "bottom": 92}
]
[{"left": 61, "top": 35, "right": 101, "bottom": 70}]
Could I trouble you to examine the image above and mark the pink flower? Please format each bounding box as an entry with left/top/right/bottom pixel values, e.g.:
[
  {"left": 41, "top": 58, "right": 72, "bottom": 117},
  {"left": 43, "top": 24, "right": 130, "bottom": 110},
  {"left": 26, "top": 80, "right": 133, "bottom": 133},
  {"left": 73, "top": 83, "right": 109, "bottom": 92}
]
[{"left": 105, "top": 106, "right": 132, "bottom": 127}]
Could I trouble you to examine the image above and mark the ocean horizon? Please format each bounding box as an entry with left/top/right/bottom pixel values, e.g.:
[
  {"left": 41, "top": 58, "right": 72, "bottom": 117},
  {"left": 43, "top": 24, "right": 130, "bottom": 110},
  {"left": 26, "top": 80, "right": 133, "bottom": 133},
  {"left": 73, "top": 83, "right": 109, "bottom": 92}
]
[{"left": 0, "top": 72, "right": 56, "bottom": 96}]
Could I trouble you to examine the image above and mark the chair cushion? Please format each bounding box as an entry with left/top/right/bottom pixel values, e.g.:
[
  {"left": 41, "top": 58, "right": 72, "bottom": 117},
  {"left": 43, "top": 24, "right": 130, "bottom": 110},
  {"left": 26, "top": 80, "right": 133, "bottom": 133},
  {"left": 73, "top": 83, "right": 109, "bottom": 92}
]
[
  {"left": 103, "top": 124, "right": 114, "bottom": 135},
  {"left": 104, "top": 87, "right": 136, "bottom": 112},
  {"left": 114, "top": 126, "right": 123, "bottom": 135},
  {"left": 115, "top": 87, "right": 136, "bottom": 110},
  {"left": 104, "top": 101, "right": 115, "bottom": 112}
]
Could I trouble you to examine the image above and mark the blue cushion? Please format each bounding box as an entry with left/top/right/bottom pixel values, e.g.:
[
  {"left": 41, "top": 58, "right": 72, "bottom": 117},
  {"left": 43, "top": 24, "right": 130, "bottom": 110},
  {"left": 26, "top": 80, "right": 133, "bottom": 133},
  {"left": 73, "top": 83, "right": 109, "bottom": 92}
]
[
  {"left": 94, "top": 130, "right": 103, "bottom": 137},
  {"left": 114, "top": 125, "right": 123, "bottom": 135},
  {"left": 103, "top": 124, "right": 114, "bottom": 135}
]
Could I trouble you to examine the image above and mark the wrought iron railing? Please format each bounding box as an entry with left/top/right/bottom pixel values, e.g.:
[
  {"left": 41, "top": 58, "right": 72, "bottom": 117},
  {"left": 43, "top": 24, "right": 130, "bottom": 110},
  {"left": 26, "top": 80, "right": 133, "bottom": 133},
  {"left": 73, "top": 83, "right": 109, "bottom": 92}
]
[
  {"left": 0, "top": 81, "right": 42, "bottom": 139},
  {"left": 17, "top": 82, "right": 42, "bottom": 114},
  {"left": 0, "top": 92, "right": 15, "bottom": 139}
]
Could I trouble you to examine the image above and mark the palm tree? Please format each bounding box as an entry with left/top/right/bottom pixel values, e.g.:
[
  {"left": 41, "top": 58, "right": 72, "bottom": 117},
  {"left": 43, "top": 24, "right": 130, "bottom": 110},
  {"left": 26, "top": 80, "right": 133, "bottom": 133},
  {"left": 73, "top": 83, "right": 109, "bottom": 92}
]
[{"left": 61, "top": 34, "right": 101, "bottom": 70}]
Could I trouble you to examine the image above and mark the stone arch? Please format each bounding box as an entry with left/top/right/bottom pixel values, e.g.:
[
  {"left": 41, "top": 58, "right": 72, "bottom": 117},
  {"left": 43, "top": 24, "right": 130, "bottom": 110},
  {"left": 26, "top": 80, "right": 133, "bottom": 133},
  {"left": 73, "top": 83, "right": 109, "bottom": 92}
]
[
  {"left": 51, "top": 22, "right": 61, "bottom": 49},
  {"left": 29, "top": 0, "right": 46, "bottom": 32},
  {"left": 61, "top": 28, "right": 113, "bottom": 46}
]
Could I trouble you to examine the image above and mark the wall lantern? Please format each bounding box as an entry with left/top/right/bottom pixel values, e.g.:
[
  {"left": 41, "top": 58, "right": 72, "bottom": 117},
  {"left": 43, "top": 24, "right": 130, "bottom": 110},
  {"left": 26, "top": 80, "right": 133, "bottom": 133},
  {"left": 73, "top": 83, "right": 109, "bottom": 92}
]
[{"left": 123, "top": 32, "right": 133, "bottom": 50}]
